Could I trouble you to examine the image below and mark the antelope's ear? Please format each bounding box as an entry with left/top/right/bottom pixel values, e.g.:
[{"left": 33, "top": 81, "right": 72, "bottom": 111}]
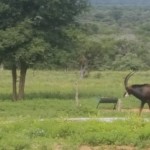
[{"left": 123, "top": 92, "right": 129, "bottom": 97}]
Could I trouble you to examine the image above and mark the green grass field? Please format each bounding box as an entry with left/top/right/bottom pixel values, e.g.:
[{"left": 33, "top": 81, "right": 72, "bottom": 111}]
[{"left": 0, "top": 70, "right": 150, "bottom": 149}]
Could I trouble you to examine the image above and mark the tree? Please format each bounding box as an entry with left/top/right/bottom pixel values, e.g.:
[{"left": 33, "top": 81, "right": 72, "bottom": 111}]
[
  {"left": 110, "top": 7, "right": 123, "bottom": 23},
  {"left": 112, "top": 53, "right": 146, "bottom": 70},
  {"left": 0, "top": 0, "right": 87, "bottom": 100},
  {"left": 75, "top": 39, "right": 104, "bottom": 78}
]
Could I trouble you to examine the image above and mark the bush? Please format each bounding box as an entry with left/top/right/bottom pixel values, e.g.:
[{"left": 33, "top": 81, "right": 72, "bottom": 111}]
[{"left": 113, "top": 53, "right": 146, "bottom": 70}]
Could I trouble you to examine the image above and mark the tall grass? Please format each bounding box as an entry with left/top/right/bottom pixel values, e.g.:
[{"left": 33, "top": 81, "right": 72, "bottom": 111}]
[
  {"left": 0, "top": 70, "right": 126, "bottom": 99},
  {"left": 0, "top": 69, "right": 150, "bottom": 99},
  {"left": 0, "top": 70, "right": 150, "bottom": 118}
]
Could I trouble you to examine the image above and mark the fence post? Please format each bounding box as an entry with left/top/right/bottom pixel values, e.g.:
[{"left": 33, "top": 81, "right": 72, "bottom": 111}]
[
  {"left": 75, "top": 80, "right": 79, "bottom": 107},
  {"left": 117, "top": 99, "right": 122, "bottom": 111}
]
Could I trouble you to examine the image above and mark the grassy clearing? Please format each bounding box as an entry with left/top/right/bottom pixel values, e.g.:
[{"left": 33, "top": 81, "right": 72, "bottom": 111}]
[
  {"left": 0, "top": 70, "right": 150, "bottom": 149},
  {"left": 0, "top": 70, "right": 149, "bottom": 118}
]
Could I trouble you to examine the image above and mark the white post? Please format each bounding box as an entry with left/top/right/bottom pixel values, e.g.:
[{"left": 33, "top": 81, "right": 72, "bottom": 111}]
[
  {"left": 75, "top": 80, "right": 79, "bottom": 107},
  {"left": 117, "top": 99, "right": 122, "bottom": 111}
]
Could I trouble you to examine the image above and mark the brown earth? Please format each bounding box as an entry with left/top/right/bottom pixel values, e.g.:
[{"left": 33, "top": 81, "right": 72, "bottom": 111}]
[
  {"left": 127, "top": 109, "right": 150, "bottom": 112},
  {"left": 79, "top": 145, "right": 136, "bottom": 150},
  {"left": 121, "top": 108, "right": 150, "bottom": 112},
  {"left": 53, "top": 145, "right": 150, "bottom": 150}
]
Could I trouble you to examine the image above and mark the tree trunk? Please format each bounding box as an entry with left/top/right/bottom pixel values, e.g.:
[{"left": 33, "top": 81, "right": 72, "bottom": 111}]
[
  {"left": 79, "top": 56, "right": 88, "bottom": 79},
  {"left": 80, "top": 64, "right": 88, "bottom": 79},
  {"left": 18, "top": 63, "right": 28, "bottom": 100},
  {"left": 80, "top": 65, "right": 84, "bottom": 79},
  {"left": 12, "top": 65, "right": 17, "bottom": 101}
]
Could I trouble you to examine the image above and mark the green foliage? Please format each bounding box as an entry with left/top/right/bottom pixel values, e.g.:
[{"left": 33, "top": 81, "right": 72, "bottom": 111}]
[
  {"left": 113, "top": 53, "right": 146, "bottom": 70},
  {"left": 110, "top": 7, "right": 123, "bottom": 22},
  {"left": 0, "top": 70, "right": 150, "bottom": 149},
  {"left": 0, "top": 0, "right": 88, "bottom": 100},
  {"left": 28, "top": 128, "right": 47, "bottom": 138},
  {"left": 76, "top": 5, "right": 150, "bottom": 70},
  {"left": 0, "top": 118, "right": 150, "bottom": 149},
  {"left": 0, "top": 0, "right": 87, "bottom": 68},
  {"left": 2, "top": 1, "right": 150, "bottom": 71},
  {"left": 90, "top": 0, "right": 150, "bottom": 6}
]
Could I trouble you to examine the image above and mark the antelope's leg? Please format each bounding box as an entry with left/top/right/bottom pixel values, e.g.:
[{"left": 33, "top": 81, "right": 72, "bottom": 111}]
[
  {"left": 96, "top": 101, "right": 100, "bottom": 109},
  {"left": 113, "top": 103, "right": 117, "bottom": 110},
  {"left": 148, "top": 102, "right": 150, "bottom": 110},
  {"left": 139, "top": 101, "right": 145, "bottom": 116}
]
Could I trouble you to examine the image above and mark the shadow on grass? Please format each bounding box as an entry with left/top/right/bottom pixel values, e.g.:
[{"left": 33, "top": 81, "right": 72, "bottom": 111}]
[
  {"left": 0, "top": 92, "right": 97, "bottom": 100},
  {"left": 25, "top": 92, "right": 75, "bottom": 100},
  {"left": 0, "top": 94, "right": 12, "bottom": 101},
  {"left": 0, "top": 92, "right": 75, "bottom": 100}
]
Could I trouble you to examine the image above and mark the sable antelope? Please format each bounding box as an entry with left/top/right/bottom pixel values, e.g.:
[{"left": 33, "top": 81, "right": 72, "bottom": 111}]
[{"left": 124, "top": 72, "right": 150, "bottom": 116}]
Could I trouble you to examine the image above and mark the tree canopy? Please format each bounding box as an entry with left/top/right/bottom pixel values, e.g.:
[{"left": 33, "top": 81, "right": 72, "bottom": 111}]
[{"left": 0, "top": 0, "right": 87, "bottom": 100}]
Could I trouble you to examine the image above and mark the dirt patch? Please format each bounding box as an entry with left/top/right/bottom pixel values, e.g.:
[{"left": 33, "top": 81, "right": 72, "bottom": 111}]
[
  {"left": 53, "top": 144, "right": 147, "bottom": 150},
  {"left": 130, "top": 109, "right": 150, "bottom": 112},
  {"left": 79, "top": 145, "right": 137, "bottom": 150},
  {"left": 115, "top": 145, "right": 136, "bottom": 150},
  {"left": 79, "top": 145, "right": 92, "bottom": 150},
  {"left": 53, "top": 144, "right": 63, "bottom": 150},
  {"left": 122, "top": 109, "right": 150, "bottom": 112}
]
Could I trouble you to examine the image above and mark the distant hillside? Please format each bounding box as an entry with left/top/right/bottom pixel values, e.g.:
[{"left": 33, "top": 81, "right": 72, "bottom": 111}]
[{"left": 90, "top": 0, "right": 150, "bottom": 6}]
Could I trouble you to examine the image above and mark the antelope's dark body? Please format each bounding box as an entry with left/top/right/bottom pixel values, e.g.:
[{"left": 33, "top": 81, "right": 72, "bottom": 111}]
[
  {"left": 129, "top": 84, "right": 150, "bottom": 101},
  {"left": 124, "top": 72, "right": 150, "bottom": 115}
]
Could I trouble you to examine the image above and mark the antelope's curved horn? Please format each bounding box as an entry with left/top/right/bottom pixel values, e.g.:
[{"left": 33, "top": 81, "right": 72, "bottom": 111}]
[{"left": 124, "top": 72, "right": 135, "bottom": 88}]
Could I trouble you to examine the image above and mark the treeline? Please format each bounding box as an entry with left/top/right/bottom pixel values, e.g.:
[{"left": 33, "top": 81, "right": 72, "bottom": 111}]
[
  {"left": 1, "top": 3, "right": 150, "bottom": 72},
  {"left": 1, "top": 1, "right": 150, "bottom": 73},
  {"left": 75, "top": 5, "right": 150, "bottom": 72},
  {"left": 34, "top": 5, "right": 150, "bottom": 71},
  {"left": 90, "top": 0, "right": 150, "bottom": 6},
  {"left": 0, "top": 0, "right": 150, "bottom": 73}
]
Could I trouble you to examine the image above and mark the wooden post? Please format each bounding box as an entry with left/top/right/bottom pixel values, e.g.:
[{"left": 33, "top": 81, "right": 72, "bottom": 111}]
[
  {"left": 117, "top": 99, "right": 122, "bottom": 111},
  {"left": 75, "top": 80, "right": 79, "bottom": 107}
]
